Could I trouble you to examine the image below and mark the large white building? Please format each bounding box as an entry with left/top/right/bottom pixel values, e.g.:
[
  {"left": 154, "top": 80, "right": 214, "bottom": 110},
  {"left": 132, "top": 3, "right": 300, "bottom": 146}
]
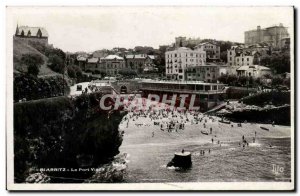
[{"left": 165, "top": 47, "right": 206, "bottom": 80}]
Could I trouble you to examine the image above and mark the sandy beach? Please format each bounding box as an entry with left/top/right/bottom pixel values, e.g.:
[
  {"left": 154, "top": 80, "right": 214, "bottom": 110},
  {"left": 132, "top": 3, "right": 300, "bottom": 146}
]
[{"left": 119, "top": 98, "right": 291, "bottom": 182}]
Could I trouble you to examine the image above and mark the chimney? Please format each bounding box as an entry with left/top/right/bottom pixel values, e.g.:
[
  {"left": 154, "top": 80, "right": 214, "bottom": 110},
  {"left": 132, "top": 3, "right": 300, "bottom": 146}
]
[{"left": 257, "top": 26, "right": 261, "bottom": 31}]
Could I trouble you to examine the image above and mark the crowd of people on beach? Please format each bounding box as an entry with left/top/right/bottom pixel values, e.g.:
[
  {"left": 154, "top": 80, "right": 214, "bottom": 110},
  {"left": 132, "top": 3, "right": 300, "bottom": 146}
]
[{"left": 120, "top": 97, "right": 264, "bottom": 159}]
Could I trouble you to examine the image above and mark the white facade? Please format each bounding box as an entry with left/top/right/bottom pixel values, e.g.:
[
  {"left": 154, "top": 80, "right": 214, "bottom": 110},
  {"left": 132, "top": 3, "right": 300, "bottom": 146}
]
[
  {"left": 195, "top": 42, "right": 220, "bottom": 61},
  {"left": 236, "top": 65, "right": 272, "bottom": 78},
  {"left": 235, "top": 54, "right": 254, "bottom": 66},
  {"left": 227, "top": 45, "right": 259, "bottom": 67},
  {"left": 165, "top": 47, "right": 206, "bottom": 81}
]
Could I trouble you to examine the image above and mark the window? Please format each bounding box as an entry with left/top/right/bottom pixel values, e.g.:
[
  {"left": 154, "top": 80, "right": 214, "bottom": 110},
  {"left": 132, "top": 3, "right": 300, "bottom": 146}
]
[
  {"left": 230, "top": 57, "right": 232, "bottom": 61},
  {"left": 196, "top": 85, "right": 204, "bottom": 90}
]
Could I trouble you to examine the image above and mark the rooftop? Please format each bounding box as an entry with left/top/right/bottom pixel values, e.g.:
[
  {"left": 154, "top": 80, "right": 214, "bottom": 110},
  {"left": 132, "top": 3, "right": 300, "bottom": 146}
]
[
  {"left": 87, "top": 57, "right": 99, "bottom": 63},
  {"left": 104, "top": 55, "right": 124, "bottom": 60},
  {"left": 141, "top": 79, "right": 224, "bottom": 85},
  {"left": 237, "top": 65, "right": 271, "bottom": 71},
  {"left": 16, "top": 26, "right": 48, "bottom": 37}
]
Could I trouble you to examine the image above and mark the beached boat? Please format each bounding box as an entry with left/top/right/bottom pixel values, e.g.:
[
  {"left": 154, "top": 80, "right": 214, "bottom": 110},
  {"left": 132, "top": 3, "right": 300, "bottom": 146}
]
[
  {"left": 219, "top": 120, "right": 231, "bottom": 124},
  {"left": 260, "top": 126, "right": 269, "bottom": 131},
  {"left": 201, "top": 131, "right": 209, "bottom": 135}
]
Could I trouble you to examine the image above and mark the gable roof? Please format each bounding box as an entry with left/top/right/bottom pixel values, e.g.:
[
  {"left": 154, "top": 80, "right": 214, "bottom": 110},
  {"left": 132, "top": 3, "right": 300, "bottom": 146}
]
[
  {"left": 125, "top": 54, "right": 151, "bottom": 59},
  {"left": 77, "top": 56, "right": 87, "bottom": 61},
  {"left": 148, "top": 55, "right": 155, "bottom": 60},
  {"left": 16, "top": 26, "right": 48, "bottom": 37},
  {"left": 87, "top": 58, "right": 99, "bottom": 63},
  {"left": 104, "top": 55, "right": 124, "bottom": 60}
]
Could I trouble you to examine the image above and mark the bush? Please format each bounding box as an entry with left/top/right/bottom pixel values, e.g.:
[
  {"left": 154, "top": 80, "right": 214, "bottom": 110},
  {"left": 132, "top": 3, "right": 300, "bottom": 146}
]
[
  {"left": 67, "top": 66, "right": 76, "bottom": 78},
  {"left": 48, "top": 55, "right": 65, "bottom": 73},
  {"left": 241, "top": 91, "right": 290, "bottom": 106},
  {"left": 118, "top": 69, "right": 137, "bottom": 76},
  {"left": 72, "top": 65, "right": 83, "bottom": 78},
  {"left": 21, "top": 53, "right": 44, "bottom": 67},
  {"left": 13, "top": 73, "right": 68, "bottom": 101},
  {"left": 14, "top": 93, "right": 126, "bottom": 182},
  {"left": 272, "top": 76, "right": 284, "bottom": 87},
  {"left": 27, "top": 64, "right": 40, "bottom": 76}
]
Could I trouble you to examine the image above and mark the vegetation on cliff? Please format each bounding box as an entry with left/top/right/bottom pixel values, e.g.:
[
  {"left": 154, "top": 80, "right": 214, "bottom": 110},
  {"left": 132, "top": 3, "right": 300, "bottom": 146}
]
[{"left": 14, "top": 93, "right": 126, "bottom": 183}]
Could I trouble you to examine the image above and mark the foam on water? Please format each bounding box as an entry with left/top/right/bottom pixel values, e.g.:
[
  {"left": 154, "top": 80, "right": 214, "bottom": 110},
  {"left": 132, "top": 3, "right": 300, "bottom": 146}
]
[{"left": 249, "top": 143, "right": 262, "bottom": 147}]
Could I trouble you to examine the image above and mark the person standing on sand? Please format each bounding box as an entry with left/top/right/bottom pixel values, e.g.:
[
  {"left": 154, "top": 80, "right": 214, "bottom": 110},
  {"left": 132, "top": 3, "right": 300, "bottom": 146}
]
[{"left": 211, "top": 138, "right": 214, "bottom": 144}]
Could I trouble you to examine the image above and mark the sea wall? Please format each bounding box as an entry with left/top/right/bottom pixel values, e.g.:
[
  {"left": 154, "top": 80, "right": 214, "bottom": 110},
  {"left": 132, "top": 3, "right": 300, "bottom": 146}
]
[
  {"left": 14, "top": 93, "right": 126, "bottom": 183},
  {"left": 241, "top": 91, "right": 290, "bottom": 106}
]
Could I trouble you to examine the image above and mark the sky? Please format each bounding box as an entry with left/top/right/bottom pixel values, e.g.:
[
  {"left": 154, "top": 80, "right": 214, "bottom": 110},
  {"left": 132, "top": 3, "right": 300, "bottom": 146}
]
[{"left": 7, "top": 6, "right": 294, "bottom": 53}]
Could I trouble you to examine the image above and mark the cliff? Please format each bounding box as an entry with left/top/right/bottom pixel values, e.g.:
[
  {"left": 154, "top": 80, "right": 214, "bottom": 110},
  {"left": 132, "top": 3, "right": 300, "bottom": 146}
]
[{"left": 14, "top": 93, "right": 126, "bottom": 183}]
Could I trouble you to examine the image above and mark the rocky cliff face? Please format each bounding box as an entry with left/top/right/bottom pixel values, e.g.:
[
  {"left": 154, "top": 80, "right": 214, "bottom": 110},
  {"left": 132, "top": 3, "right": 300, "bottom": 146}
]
[{"left": 14, "top": 92, "right": 126, "bottom": 183}]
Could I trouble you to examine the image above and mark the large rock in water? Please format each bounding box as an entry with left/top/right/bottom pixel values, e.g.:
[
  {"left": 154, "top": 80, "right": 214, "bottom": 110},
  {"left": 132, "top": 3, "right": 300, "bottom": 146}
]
[{"left": 167, "top": 152, "right": 192, "bottom": 168}]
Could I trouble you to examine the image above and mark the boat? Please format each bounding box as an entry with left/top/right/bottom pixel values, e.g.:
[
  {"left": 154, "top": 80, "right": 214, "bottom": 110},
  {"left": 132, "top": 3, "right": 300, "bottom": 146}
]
[
  {"left": 219, "top": 120, "right": 231, "bottom": 124},
  {"left": 260, "top": 126, "right": 269, "bottom": 131},
  {"left": 201, "top": 130, "right": 209, "bottom": 135}
]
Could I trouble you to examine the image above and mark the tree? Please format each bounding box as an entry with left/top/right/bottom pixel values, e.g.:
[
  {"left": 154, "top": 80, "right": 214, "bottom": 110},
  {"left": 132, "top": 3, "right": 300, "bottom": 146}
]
[
  {"left": 272, "top": 76, "right": 284, "bottom": 87},
  {"left": 238, "top": 76, "right": 248, "bottom": 86},
  {"left": 67, "top": 66, "right": 76, "bottom": 78},
  {"left": 217, "top": 74, "right": 227, "bottom": 84},
  {"left": 27, "top": 64, "right": 40, "bottom": 76},
  {"left": 45, "top": 48, "right": 66, "bottom": 60},
  {"left": 220, "top": 51, "right": 228, "bottom": 63},
  {"left": 185, "top": 43, "right": 196, "bottom": 49},
  {"left": 118, "top": 69, "right": 137, "bottom": 76},
  {"left": 260, "top": 51, "right": 290, "bottom": 74},
  {"left": 227, "top": 75, "right": 238, "bottom": 86},
  {"left": 73, "top": 66, "right": 83, "bottom": 78},
  {"left": 48, "top": 55, "right": 65, "bottom": 73},
  {"left": 21, "top": 53, "right": 44, "bottom": 67},
  {"left": 254, "top": 77, "right": 262, "bottom": 86}
]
